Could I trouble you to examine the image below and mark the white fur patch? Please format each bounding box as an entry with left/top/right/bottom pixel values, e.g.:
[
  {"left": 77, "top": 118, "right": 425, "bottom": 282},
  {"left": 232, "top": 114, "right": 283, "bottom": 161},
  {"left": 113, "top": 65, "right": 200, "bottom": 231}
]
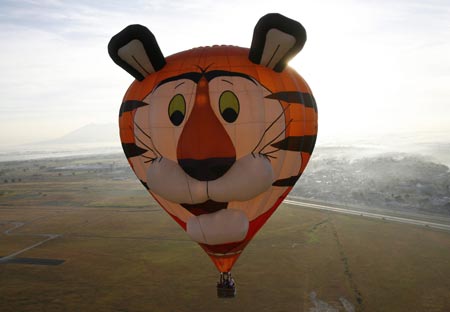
[
  {"left": 117, "top": 39, "right": 155, "bottom": 77},
  {"left": 186, "top": 209, "right": 249, "bottom": 245},
  {"left": 208, "top": 154, "right": 274, "bottom": 202},
  {"left": 146, "top": 158, "right": 208, "bottom": 204},
  {"left": 146, "top": 154, "right": 274, "bottom": 204},
  {"left": 260, "top": 29, "right": 296, "bottom": 69}
]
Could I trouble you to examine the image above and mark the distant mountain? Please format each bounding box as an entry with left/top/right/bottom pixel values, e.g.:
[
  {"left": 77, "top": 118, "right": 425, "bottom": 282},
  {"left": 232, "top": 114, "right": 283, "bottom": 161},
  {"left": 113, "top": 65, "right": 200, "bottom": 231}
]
[
  {"left": 44, "top": 123, "right": 118, "bottom": 144},
  {"left": 0, "top": 123, "right": 122, "bottom": 161}
]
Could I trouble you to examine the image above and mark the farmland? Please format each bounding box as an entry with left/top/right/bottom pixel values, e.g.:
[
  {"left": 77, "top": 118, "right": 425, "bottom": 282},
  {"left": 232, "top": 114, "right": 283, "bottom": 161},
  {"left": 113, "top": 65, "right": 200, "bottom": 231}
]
[{"left": 1, "top": 154, "right": 449, "bottom": 311}]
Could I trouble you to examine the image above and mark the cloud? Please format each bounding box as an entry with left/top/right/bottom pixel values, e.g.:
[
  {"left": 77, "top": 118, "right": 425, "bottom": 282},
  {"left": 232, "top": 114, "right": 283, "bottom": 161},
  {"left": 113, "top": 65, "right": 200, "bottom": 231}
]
[{"left": 0, "top": 0, "right": 449, "bottom": 146}]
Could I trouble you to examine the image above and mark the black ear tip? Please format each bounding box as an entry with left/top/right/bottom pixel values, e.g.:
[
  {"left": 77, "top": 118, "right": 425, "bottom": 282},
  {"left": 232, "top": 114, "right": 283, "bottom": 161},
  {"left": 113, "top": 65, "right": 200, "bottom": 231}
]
[
  {"left": 108, "top": 24, "right": 152, "bottom": 59},
  {"left": 108, "top": 24, "right": 166, "bottom": 81},
  {"left": 109, "top": 24, "right": 154, "bottom": 44},
  {"left": 249, "top": 13, "right": 307, "bottom": 72},
  {"left": 255, "top": 13, "right": 307, "bottom": 42}
]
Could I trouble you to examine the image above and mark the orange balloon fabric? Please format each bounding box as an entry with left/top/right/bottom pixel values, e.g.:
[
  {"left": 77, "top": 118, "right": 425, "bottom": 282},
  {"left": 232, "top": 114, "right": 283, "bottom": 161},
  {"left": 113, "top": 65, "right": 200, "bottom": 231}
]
[
  {"left": 119, "top": 46, "right": 317, "bottom": 271},
  {"left": 109, "top": 14, "right": 317, "bottom": 273}
]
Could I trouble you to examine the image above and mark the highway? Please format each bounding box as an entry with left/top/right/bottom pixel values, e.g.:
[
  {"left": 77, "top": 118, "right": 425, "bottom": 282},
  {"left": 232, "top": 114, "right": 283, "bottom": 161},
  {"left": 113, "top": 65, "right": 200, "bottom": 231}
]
[
  {"left": 1, "top": 199, "right": 449, "bottom": 263},
  {"left": 284, "top": 198, "right": 450, "bottom": 232}
]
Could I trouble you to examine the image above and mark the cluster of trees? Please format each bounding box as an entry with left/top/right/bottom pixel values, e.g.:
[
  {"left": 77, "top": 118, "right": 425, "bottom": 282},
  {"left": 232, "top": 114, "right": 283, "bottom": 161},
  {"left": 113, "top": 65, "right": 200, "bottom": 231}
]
[{"left": 293, "top": 153, "right": 450, "bottom": 216}]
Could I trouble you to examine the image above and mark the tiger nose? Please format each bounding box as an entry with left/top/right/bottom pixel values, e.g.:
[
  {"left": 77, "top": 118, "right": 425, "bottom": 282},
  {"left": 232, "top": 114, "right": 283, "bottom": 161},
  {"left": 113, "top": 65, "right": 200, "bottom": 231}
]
[
  {"left": 177, "top": 76, "right": 236, "bottom": 182},
  {"left": 178, "top": 157, "right": 235, "bottom": 181}
]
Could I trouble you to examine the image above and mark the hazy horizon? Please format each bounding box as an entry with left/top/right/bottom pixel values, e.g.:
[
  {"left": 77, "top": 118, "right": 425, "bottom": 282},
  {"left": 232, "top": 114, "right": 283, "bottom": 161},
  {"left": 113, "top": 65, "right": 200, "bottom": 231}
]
[
  {"left": 1, "top": 0, "right": 449, "bottom": 146},
  {"left": 1, "top": 120, "right": 449, "bottom": 147}
]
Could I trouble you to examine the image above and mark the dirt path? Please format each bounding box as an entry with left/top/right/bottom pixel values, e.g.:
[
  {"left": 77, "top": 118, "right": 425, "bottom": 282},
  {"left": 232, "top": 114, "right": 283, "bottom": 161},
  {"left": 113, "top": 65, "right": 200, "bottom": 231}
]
[{"left": 0, "top": 221, "right": 61, "bottom": 263}]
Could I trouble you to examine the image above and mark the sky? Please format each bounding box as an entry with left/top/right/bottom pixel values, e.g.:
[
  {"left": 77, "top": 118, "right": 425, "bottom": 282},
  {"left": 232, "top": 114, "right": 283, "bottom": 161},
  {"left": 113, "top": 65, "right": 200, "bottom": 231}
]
[{"left": 0, "top": 0, "right": 449, "bottom": 146}]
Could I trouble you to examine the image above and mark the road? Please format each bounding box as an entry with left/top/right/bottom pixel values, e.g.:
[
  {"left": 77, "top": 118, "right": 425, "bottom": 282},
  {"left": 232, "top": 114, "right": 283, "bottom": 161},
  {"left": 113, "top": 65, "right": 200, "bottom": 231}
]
[
  {"left": 284, "top": 198, "right": 450, "bottom": 232},
  {"left": 0, "top": 221, "right": 61, "bottom": 263},
  {"left": 1, "top": 200, "right": 449, "bottom": 263}
]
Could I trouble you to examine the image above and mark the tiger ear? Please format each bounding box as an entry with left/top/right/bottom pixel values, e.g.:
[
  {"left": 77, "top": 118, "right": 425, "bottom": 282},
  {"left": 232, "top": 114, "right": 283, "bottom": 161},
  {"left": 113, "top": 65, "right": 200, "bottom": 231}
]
[
  {"left": 249, "top": 13, "right": 306, "bottom": 72},
  {"left": 108, "top": 24, "right": 166, "bottom": 81}
]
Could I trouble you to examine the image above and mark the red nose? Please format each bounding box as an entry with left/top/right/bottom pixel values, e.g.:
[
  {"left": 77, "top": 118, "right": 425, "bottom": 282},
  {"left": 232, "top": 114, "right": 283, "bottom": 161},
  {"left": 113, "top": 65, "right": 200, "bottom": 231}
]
[{"left": 177, "top": 76, "right": 236, "bottom": 181}]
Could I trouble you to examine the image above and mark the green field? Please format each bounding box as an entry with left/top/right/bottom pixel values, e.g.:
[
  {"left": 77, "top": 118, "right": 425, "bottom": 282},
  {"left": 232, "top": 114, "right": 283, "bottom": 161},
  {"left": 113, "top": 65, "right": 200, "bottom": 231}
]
[{"left": 1, "top": 155, "right": 449, "bottom": 311}]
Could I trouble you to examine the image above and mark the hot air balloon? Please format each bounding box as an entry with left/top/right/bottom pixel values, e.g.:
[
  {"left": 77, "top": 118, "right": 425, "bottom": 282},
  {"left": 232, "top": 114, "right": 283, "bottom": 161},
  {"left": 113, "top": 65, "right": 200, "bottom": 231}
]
[{"left": 108, "top": 13, "right": 317, "bottom": 297}]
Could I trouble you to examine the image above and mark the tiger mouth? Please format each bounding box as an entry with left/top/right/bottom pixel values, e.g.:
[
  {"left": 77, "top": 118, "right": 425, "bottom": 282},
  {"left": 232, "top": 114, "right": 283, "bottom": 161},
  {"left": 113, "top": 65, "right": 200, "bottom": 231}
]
[
  {"left": 146, "top": 154, "right": 274, "bottom": 205},
  {"left": 145, "top": 155, "right": 273, "bottom": 246},
  {"left": 186, "top": 208, "right": 249, "bottom": 245},
  {"left": 181, "top": 200, "right": 228, "bottom": 216}
]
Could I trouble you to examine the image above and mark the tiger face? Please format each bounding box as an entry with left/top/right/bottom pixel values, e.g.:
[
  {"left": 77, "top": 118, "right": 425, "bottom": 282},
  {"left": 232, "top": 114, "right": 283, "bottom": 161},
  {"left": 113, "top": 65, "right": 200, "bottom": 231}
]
[{"left": 109, "top": 14, "right": 317, "bottom": 271}]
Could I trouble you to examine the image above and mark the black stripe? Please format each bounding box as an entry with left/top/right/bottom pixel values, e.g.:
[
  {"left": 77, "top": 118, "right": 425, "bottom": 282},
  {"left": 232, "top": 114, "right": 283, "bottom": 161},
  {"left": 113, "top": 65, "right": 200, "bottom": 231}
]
[
  {"left": 140, "top": 180, "right": 149, "bottom": 190},
  {"left": 119, "top": 100, "right": 148, "bottom": 117},
  {"left": 272, "top": 174, "right": 301, "bottom": 187},
  {"left": 271, "top": 135, "right": 316, "bottom": 153},
  {"left": 156, "top": 72, "right": 203, "bottom": 89},
  {"left": 155, "top": 70, "right": 257, "bottom": 90},
  {"left": 265, "top": 92, "right": 317, "bottom": 111},
  {"left": 122, "top": 143, "right": 147, "bottom": 158},
  {"left": 204, "top": 70, "right": 257, "bottom": 85}
]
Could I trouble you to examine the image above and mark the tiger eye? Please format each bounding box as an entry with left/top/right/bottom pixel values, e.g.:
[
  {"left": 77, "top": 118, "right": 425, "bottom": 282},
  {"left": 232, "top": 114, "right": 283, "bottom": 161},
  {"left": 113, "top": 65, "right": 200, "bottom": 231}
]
[
  {"left": 219, "top": 90, "right": 239, "bottom": 123},
  {"left": 168, "top": 94, "right": 186, "bottom": 126}
]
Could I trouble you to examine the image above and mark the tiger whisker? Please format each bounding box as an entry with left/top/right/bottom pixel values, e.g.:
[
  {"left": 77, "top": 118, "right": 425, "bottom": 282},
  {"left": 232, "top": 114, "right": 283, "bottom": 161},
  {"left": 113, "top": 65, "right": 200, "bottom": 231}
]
[
  {"left": 258, "top": 118, "right": 293, "bottom": 154},
  {"left": 141, "top": 155, "right": 156, "bottom": 160},
  {"left": 133, "top": 121, "right": 162, "bottom": 158},
  {"left": 134, "top": 135, "right": 153, "bottom": 154},
  {"left": 261, "top": 148, "right": 281, "bottom": 156},
  {"left": 134, "top": 133, "right": 160, "bottom": 161},
  {"left": 144, "top": 158, "right": 157, "bottom": 163},
  {"left": 251, "top": 103, "right": 290, "bottom": 155}
]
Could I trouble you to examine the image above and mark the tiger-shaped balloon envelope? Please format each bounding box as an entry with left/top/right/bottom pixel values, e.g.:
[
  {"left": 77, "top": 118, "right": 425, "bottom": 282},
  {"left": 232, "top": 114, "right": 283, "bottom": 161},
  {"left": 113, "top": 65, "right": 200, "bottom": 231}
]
[{"left": 108, "top": 13, "right": 317, "bottom": 296}]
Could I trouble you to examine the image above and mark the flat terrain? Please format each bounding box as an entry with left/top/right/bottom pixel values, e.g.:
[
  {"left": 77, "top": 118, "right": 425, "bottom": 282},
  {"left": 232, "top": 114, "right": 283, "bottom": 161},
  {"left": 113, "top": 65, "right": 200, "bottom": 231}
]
[{"left": 0, "top": 154, "right": 449, "bottom": 311}]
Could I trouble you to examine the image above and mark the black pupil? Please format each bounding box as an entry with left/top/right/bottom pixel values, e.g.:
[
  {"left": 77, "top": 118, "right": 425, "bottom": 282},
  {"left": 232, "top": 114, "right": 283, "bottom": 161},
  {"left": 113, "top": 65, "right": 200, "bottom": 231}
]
[
  {"left": 222, "top": 108, "right": 238, "bottom": 123},
  {"left": 170, "top": 111, "right": 184, "bottom": 126}
]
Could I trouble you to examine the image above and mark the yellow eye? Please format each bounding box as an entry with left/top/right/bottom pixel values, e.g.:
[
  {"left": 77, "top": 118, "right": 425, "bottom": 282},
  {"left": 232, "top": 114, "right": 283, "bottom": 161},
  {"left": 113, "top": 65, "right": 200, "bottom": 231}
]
[
  {"left": 168, "top": 94, "right": 186, "bottom": 126},
  {"left": 219, "top": 90, "right": 239, "bottom": 123}
]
